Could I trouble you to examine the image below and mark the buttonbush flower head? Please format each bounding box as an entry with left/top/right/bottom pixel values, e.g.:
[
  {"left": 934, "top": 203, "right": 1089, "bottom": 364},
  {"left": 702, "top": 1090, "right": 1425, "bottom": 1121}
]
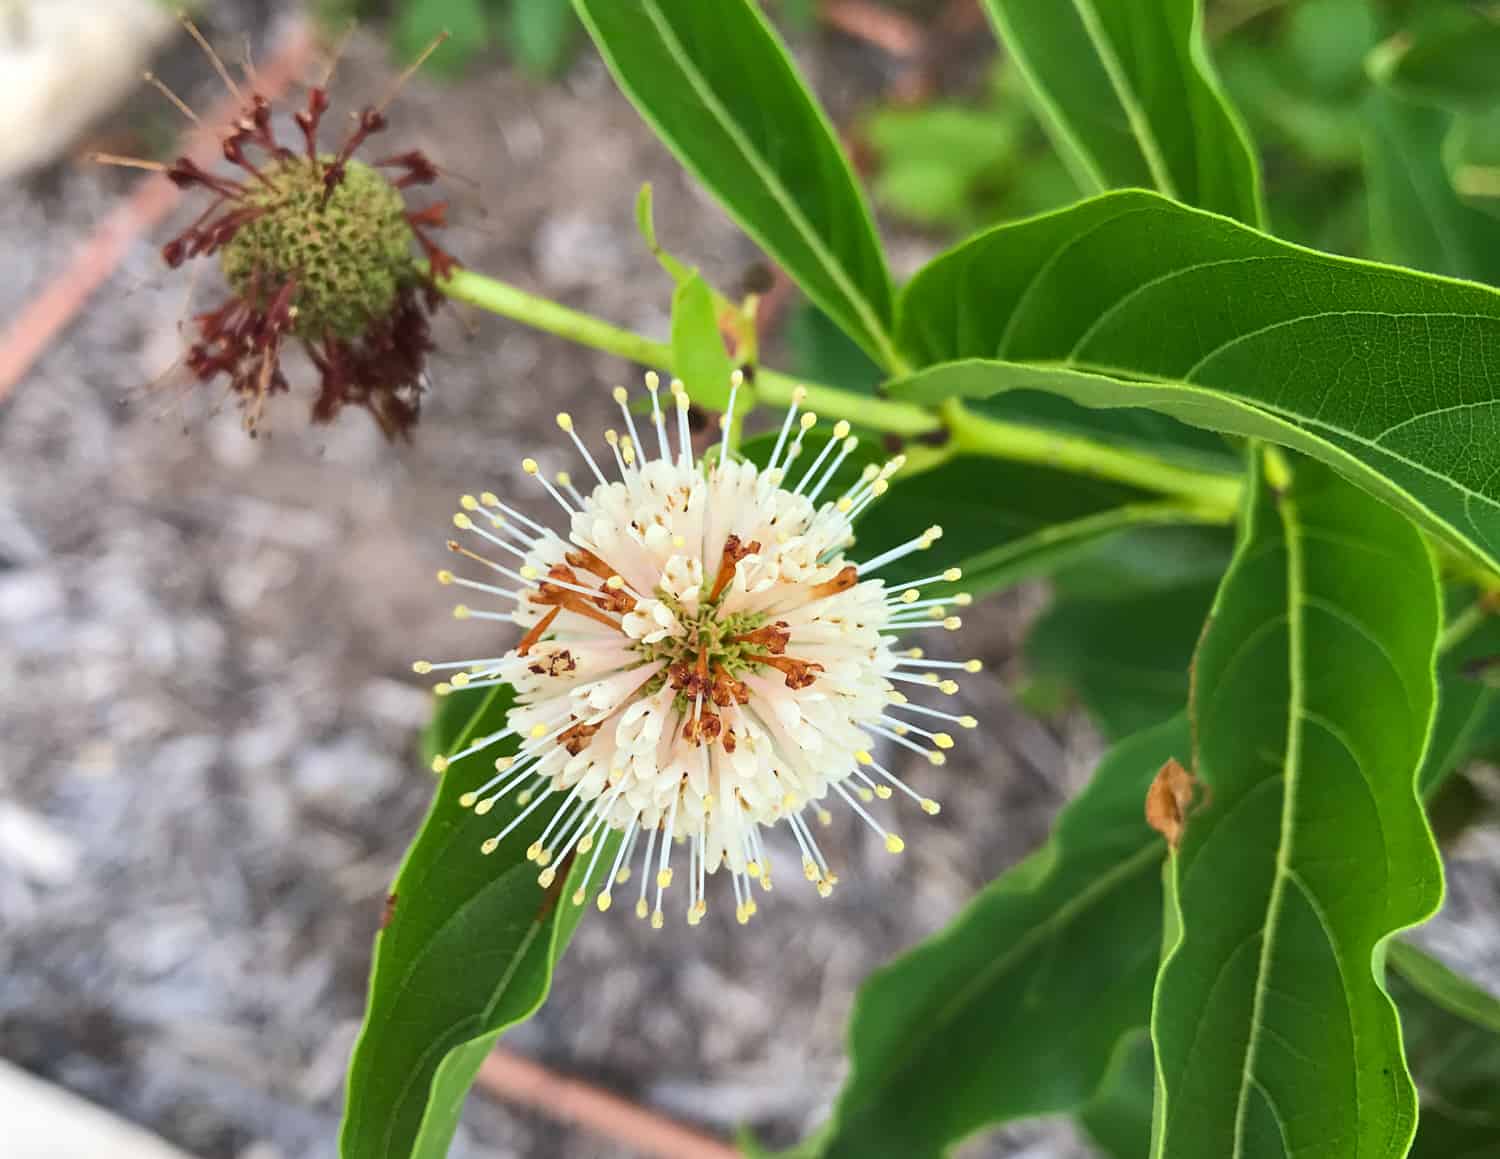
[
  {"left": 416, "top": 375, "right": 978, "bottom": 926},
  {"left": 144, "top": 30, "right": 457, "bottom": 438}
]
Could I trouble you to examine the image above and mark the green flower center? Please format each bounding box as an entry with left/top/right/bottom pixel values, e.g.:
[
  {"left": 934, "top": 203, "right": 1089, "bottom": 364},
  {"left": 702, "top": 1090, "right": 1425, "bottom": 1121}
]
[{"left": 219, "top": 157, "right": 416, "bottom": 342}]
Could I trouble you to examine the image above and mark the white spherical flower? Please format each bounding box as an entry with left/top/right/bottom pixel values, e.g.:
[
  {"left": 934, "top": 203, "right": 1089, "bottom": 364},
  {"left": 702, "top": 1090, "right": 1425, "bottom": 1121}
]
[{"left": 417, "top": 373, "right": 977, "bottom": 927}]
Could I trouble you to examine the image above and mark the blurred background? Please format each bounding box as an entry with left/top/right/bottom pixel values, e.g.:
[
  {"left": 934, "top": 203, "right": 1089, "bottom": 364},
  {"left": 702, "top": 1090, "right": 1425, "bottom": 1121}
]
[{"left": 2, "top": 2, "right": 1498, "bottom": 1157}]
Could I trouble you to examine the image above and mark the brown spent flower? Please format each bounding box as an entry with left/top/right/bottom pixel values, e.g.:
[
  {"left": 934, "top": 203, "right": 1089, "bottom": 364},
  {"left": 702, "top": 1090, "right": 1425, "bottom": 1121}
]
[{"left": 139, "top": 27, "right": 459, "bottom": 439}]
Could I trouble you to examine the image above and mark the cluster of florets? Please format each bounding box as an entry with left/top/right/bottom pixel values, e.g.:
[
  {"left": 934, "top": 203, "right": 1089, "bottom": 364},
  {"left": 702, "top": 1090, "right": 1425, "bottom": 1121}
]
[{"left": 161, "top": 62, "right": 457, "bottom": 438}]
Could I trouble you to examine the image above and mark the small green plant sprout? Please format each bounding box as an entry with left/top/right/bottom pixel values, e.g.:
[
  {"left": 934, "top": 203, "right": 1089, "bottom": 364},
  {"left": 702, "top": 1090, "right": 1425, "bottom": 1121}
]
[{"left": 99, "top": 24, "right": 459, "bottom": 439}]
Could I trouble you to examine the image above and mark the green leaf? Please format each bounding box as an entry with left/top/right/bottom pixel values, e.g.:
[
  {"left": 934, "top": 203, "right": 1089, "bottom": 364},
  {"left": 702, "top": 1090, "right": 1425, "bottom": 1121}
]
[
  {"left": 1077, "top": 1031, "right": 1155, "bottom": 1159},
  {"left": 1388, "top": 941, "right": 1500, "bottom": 1159},
  {"left": 394, "top": 0, "right": 488, "bottom": 77},
  {"left": 1364, "top": 90, "right": 1500, "bottom": 285},
  {"left": 812, "top": 716, "right": 1191, "bottom": 1158},
  {"left": 573, "top": 0, "right": 898, "bottom": 368},
  {"left": 1151, "top": 454, "right": 1444, "bottom": 1158},
  {"left": 634, "top": 183, "right": 694, "bottom": 285},
  {"left": 892, "top": 189, "right": 1500, "bottom": 576},
  {"left": 670, "top": 274, "right": 736, "bottom": 411},
  {"left": 509, "top": 0, "right": 576, "bottom": 76},
  {"left": 1025, "top": 574, "right": 1219, "bottom": 741},
  {"left": 785, "top": 302, "right": 883, "bottom": 396},
  {"left": 979, "top": 0, "right": 1263, "bottom": 224},
  {"left": 1421, "top": 598, "right": 1500, "bottom": 796},
  {"left": 1368, "top": 8, "right": 1500, "bottom": 114},
  {"left": 340, "top": 684, "right": 605, "bottom": 1159}
]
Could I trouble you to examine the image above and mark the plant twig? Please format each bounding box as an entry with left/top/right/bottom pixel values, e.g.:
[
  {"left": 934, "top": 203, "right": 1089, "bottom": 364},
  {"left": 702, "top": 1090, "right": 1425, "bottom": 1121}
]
[{"left": 476, "top": 1048, "right": 739, "bottom": 1159}]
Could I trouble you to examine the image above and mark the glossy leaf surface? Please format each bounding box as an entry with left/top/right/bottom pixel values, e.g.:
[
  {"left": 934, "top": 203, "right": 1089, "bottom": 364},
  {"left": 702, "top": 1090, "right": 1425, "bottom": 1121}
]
[
  {"left": 894, "top": 189, "right": 1500, "bottom": 574},
  {"left": 1152, "top": 456, "right": 1443, "bottom": 1158},
  {"left": 574, "top": 0, "right": 897, "bottom": 366},
  {"left": 341, "top": 685, "right": 597, "bottom": 1159}
]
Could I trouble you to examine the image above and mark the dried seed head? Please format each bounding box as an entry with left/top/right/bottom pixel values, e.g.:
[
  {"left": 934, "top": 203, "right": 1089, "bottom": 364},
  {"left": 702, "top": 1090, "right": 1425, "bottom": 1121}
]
[{"left": 134, "top": 26, "right": 458, "bottom": 441}]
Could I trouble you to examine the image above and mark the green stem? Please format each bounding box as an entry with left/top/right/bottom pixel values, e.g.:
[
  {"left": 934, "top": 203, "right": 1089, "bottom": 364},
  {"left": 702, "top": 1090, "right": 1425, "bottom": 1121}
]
[
  {"left": 942, "top": 399, "right": 1243, "bottom": 517},
  {"left": 437, "top": 268, "right": 1243, "bottom": 513}
]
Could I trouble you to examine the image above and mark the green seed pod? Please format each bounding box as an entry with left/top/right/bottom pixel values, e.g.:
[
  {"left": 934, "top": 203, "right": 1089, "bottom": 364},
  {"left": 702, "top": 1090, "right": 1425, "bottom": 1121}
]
[{"left": 219, "top": 157, "right": 417, "bottom": 342}]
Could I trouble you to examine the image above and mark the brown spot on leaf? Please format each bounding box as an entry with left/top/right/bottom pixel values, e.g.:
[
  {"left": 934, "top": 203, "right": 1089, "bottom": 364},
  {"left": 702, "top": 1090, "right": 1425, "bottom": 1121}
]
[
  {"left": 1146, "top": 758, "right": 1198, "bottom": 852},
  {"left": 380, "top": 891, "right": 398, "bottom": 930}
]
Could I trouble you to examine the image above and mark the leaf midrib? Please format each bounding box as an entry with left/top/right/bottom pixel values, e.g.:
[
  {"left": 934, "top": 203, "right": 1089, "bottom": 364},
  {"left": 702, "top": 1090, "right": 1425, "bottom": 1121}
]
[{"left": 633, "top": 0, "right": 898, "bottom": 370}]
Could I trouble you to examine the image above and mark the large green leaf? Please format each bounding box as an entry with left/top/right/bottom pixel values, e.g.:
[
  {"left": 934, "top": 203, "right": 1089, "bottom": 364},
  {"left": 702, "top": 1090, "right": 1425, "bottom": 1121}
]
[
  {"left": 1364, "top": 90, "right": 1500, "bottom": 285},
  {"left": 808, "top": 716, "right": 1190, "bottom": 1158},
  {"left": 670, "top": 273, "right": 736, "bottom": 411},
  {"left": 1077, "top": 1031, "right": 1155, "bottom": 1159},
  {"left": 1151, "top": 455, "right": 1444, "bottom": 1158},
  {"left": 1420, "top": 599, "right": 1500, "bottom": 797},
  {"left": 573, "top": 0, "right": 897, "bottom": 367},
  {"left": 1367, "top": 8, "right": 1500, "bottom": 115},
  {"left": 1388, "top": 940, "right": 1500, "bottom": 1159},
  {"left": 980, "top": 0, "right": 1262, "bottom": 224},
  {"left": 893, "top": 189, "right": 1500, "bottom": 576},
  {"left": 341, "top": 684, "right": 604, "bottom": 1159},
  {"left": 1025, "top": 574, "right": 1218, "bottom": 741}
]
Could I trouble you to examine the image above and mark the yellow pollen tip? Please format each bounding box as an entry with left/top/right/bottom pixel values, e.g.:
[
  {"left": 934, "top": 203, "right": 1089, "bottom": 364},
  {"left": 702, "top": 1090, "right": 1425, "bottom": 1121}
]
[
  {"left": 965, "top": 659, "right": 983, "bottom": 672},
  {"left": 636, "top": 898, "right": 648, "bottom": 919},
  {"left": 907, "top": 647, "right": 925, "bottom": 658},
  {"left": 495, "top": 756, "right": 514, "bottom": 771},
  {"left": 940, "top": 680, "right": 959, "bottom": 694},
  {"left": 817, "top": 880, "right": 833, "bottom": 898},
  {"left": 526, "top": 842, "right": 542, "bottom": 861},
  {"left": 959, "top": 716, "right": 978, "bottom": 729},
  {"left": 596, "top": 892, "right": 612, "bottom": 912},
  {"left": 731, "top": 368, "right": 745, "bottom": 386},
  {"left": 520, "top": 565, "right": 539, "bottom": 580},
  {"left": 657, "top": 868, "right": 673, "bottom": 888},
  {"left": 645, "top": 371, "right": 660, "bottom": 392},
  {"left": 857, "top": 788, "right": 874, "bottom": 803},
  {"left": 956, "top": 593, "right": 973, "bottom": 607},
  {"left": 605, "top": 575, "right": 624, "bottom": 589},
  {"left": 803, "top": 859, "right": 819, "bottom": 881},
  {"left": 923, "top": 673, "right": 939, "bottom": 685},
  {"left": 875, "top": 785, "right": 893, "bottom": 799},
  {"left": 481, "top": 838, "right": 499, "bottom": 855},
  {"left": 855, "top": 751, "right": 872, "bottom": 765},
  {"left": 605, "top": 429, "right": 619, "bottom": 445},
  {"left": 612, "top": 386, "right": 629, "bottom": 404},
  {"left": 459, "top": 792, "right": 477, "bottom": 808},
  {"left": 451, "top": 672, "right": 470, "bottom": 687},
  {"left": 538, "top": 868, "right": 556, "bottom": 888},
  {"left": 529, "top": 724, "right": 548, "bottom": 739},
  {"left": 921, "top": 798, "right": 942, "bottom": 815},
  {"left": 652, "top": 909, "right": 665, "bottom": 929},
  {"left": 943, "top": 617, "right": 962, "bottom": 630},
  {"left": 885, "top": 834, "right": 905, "bottom": 854},
  {"left": 555, "top": 471, "right": 572, "bottom": 488},
  {"left": 671, "top": 534, "right": 686, "bottom": 548},
  {"left": 934, "top": 733, "right": 955, "bottom": 749},
  {"left": 474, "top": 798, "right": 494, "bottom": 816},
  {"left": 577, "top": 835, "right": 594, "bottom": 855},
  {"left": 572, "top": 888, "right": 586, "bottom": 907},
  {"left": 816, "top": 808, "right": 833, "bottom": 827},
  {"left": 522, "top": 458, "right": 539, "bottom": 475},
  {"left": 412, "top": 661, "right": 433, "bottom": 674},
  {"left": 434, "top": 683, "right": 453, "bottom": 696},
  {"left": 901, "top": 590, "right": 919, "bottom": 604},
  {"left": 792, "top": 386, "right": 807, "bottom": 403},
  {"left": 616, "top": 867, "right": 631, "bottom": 885},
  {"left": 928, "top": 751, "right": 947, "bottom": 766},
  {"left": 736, "top": 904, "right": 749, "bottom": 925},
  {"left": 452, "top": 513, "right": 472, "bottom": 530},
  {"left": 943, "top": 568, "right": 962, "bottom": 582},
  {"left": 747, "top": 860, "right": 762, "bottom": 878},
  {"left": 747, "top": 899, "right": 759, "bottom": 916},
  {"left": 782, "top": 793, "right": 800, "bottom": 810},
  {"left": 430, "top": 756, "right": 449, "bottom": 773},
  {"left": 888, "top": 690, "right": 908, "bottom": 704},
  {"left": 556, "top": 413, "right": 573, "bottom": 431},
  {"left": 800, "top": 412, "right": 817, "bottom": 431},
  {"left": 480, "top": 492, "right": 500, "bottom": 507},
  {"left": 832, "top": 420, "right": 850, "bottom": 438},
  {"left": 871, "top": 480, "right": 889, "bottom": 497},
  {"left": 516, "top": 790, "right": 534, "bottom": 806},
  {"left": 536, "top": 849, "right": 553, "bottom": 866},
  {"left": 927, "top": 525, "right": 943, "bottom": 539},
  {"left": 460, "top": 494, "right": 478, "bottom": 510}
]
